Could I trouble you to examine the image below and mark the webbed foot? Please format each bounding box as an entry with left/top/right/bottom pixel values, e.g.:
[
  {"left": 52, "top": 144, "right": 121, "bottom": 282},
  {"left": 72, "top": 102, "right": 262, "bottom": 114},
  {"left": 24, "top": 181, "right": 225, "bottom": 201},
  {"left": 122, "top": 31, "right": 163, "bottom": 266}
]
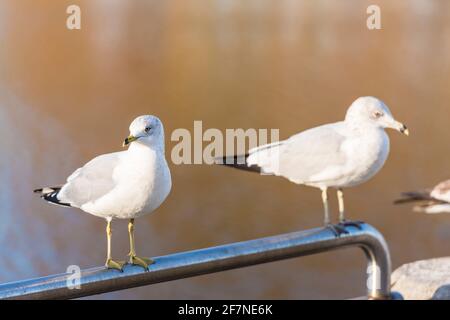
[
  {"left": 339, "top": 220, "right": 365, "bottom": 230},
  {"left": 129, "top": 255, "right": 154, "bottom": 271},
  {"left": 105, "top": 259, "right": 126, "bottom": 272},
  {"left": 326, "top": 223, "right": 349, "bottom": 237}
]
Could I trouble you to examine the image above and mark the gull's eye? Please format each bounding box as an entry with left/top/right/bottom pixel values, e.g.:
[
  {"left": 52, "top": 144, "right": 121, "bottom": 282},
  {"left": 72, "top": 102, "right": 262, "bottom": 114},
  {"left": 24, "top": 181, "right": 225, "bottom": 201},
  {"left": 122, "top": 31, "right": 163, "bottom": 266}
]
[
  {"left": 145, "top": 127, "right": 151, "bottom": 133},
  {"left": 373, "top": 111, "right": 383, "bottom": 118}
]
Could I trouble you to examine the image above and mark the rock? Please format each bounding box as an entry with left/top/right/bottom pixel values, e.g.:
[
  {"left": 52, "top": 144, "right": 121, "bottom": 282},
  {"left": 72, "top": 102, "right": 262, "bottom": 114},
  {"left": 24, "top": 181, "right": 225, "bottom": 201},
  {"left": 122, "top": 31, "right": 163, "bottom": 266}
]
[{"left": 392, "top": 257, "right": 450, "bottom": 300}]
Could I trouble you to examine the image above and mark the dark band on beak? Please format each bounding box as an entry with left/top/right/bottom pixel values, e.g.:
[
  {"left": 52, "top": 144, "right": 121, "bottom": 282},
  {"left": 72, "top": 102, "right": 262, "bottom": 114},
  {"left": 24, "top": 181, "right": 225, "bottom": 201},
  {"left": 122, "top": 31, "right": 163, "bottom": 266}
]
[
  {"left": 123, "top": 135, "right": 138, "bottom": 147},
  {"left": 400, "top": 124, "right": 409, "bottom": 136}
]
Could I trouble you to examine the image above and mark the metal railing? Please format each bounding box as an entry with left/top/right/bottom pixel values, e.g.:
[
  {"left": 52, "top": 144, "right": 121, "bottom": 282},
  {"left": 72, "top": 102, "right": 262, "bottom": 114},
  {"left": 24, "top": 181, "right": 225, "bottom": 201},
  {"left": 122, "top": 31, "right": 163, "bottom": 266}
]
[{"left": 0, "top": 222, "right": 396, "bottom": 300}]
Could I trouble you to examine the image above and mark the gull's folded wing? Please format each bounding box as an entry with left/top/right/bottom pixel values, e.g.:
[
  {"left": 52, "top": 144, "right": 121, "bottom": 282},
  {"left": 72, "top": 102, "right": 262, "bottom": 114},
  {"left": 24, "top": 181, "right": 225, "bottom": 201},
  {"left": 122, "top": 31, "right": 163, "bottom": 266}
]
[{"left": 35, "top": 152, "right": 123, "bottom": 208}]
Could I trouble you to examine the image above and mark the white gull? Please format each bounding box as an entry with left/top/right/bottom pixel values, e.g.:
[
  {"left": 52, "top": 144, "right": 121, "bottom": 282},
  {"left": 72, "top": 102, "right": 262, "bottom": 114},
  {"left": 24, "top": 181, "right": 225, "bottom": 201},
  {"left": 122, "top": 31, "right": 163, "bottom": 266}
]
[
  {"left": 219, "top": 97, "right": 409, "bottom": 234},
  {"left": 35, "top": 115, "right": 172, "bottom": 270}
]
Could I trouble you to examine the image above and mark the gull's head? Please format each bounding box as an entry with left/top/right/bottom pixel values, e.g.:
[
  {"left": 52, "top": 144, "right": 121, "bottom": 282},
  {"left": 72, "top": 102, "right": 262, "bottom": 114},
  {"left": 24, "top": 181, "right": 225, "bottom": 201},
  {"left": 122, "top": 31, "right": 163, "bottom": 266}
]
[
  {"left": 123, "top": 115, "right": 164, "bottom": 147},
  {"left": 345, "top": 96, "right": 409, "bottom": 136}
]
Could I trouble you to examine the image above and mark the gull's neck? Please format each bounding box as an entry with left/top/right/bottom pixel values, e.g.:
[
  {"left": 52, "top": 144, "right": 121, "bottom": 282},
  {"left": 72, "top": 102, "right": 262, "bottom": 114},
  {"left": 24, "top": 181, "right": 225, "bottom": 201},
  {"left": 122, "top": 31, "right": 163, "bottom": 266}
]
[{"left": 128, "top": 140, "right": 165, "bottom": 154}]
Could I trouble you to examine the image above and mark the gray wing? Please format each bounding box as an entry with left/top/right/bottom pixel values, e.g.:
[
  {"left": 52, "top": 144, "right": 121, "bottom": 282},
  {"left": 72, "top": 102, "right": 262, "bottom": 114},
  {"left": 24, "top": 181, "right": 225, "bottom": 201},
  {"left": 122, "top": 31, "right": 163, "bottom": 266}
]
[
  {"left": 57, "top": 152, "right": 122, "bottom": 208},
  {"left": 247, "top": 123, "right": 347, "bottom": 183}
]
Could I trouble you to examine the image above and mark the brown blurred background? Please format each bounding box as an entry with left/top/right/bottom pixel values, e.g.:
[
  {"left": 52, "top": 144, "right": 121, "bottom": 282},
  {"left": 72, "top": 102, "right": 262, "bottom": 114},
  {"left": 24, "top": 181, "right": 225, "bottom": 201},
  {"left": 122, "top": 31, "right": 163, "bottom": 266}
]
[{"left": 0, "top": 0, "right": 449, "bottom": 299}]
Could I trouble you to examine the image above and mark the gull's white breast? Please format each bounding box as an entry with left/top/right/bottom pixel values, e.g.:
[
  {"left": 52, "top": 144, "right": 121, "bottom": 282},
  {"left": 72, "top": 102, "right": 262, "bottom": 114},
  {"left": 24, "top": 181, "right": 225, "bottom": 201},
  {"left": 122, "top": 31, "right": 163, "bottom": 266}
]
[{"left": 335, "top": 129, "right": 390, "bottom": 188}]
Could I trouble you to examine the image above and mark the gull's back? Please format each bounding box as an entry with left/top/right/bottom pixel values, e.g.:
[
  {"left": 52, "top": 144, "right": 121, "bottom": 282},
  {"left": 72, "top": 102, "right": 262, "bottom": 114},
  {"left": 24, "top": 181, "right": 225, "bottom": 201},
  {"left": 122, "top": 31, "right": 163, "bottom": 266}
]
[
  {"left": 431, "top": 180, "right": 450, "bottom": 203},
  {"left": 247, "top": 122, "right": 347, "bottom": 184}
]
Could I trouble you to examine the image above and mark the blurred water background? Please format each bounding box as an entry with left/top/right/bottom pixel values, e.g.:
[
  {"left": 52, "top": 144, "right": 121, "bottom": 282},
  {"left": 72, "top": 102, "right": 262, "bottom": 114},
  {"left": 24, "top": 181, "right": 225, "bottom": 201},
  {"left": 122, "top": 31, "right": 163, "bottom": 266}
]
[{"left": 0, "top": 0, "right": 449, "bottom": 299}]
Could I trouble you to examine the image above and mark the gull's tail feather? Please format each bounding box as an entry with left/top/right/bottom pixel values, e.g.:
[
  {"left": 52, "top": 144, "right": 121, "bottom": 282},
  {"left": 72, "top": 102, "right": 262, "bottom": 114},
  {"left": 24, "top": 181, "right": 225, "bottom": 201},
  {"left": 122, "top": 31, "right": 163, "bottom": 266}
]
[
  {"left": 215, "top": 154, "right": 262, "bottom": 173},
  {"left": 34, "top": 186, "right": 72, "bottom": 207}
]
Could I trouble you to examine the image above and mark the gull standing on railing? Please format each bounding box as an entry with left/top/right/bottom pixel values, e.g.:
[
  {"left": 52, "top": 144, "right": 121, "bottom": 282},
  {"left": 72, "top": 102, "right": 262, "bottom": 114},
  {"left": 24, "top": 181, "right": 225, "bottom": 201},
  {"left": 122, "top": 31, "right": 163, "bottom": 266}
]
[
  {"left": 34, "top": 115, "right": 172, "bottom": 271},
  {"left": 394, "top": 179, "right": 450, "bottom": 213},
  {"left": 218, "top": 97, "right": 409, "bottom": 235}
]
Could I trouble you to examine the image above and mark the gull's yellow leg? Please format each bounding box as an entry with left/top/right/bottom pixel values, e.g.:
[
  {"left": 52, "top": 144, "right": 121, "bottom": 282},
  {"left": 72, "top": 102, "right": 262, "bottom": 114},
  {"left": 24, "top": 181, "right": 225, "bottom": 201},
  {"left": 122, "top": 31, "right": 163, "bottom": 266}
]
[
  {"left": 128, "top": 219, "right": 154, "bottom": 270},
  {"left": 321, "top": 187, "right": 330, "bottom": 225},
  {"left": 337, "top": 188, "right": 345, "bottom": 222},
  {"left": 322, "top": 188, "right": 348, "bottom": 236},
  {"left": 337, "top": 189, "right": 364, "bottom": 229},
  {"left": 105, "top": 218, "right": 126, "bottom": 271}
]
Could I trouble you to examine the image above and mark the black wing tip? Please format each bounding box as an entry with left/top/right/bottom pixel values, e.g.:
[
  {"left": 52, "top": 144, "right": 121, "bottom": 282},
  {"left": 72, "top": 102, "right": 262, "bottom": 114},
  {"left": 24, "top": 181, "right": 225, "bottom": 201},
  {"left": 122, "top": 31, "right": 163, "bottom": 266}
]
[
  {"left": 34, "top": 186, "right": 72, "bottom": 207},
  {"left": 215, "top": 154, "right": 249, "bottom": 163},
  {"left": 215, "top": 154, "right": 262, "bottom": 173},
  {"left": 393, "top": 198, "right": 413, "bottom": 205},
  {"left": 393, "top": 191, "right": 434, "bottom": 205}
]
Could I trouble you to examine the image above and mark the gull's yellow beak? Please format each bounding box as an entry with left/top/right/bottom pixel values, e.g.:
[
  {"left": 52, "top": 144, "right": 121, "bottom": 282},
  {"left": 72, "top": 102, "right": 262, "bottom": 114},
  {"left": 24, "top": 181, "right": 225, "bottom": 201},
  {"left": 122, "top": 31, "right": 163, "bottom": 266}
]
[
  {"left": 391, "top": 120, "right": 409, "bottom": 136},
  {"left": 123, "top": 135, "right": 138, "bottom": 147}
]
